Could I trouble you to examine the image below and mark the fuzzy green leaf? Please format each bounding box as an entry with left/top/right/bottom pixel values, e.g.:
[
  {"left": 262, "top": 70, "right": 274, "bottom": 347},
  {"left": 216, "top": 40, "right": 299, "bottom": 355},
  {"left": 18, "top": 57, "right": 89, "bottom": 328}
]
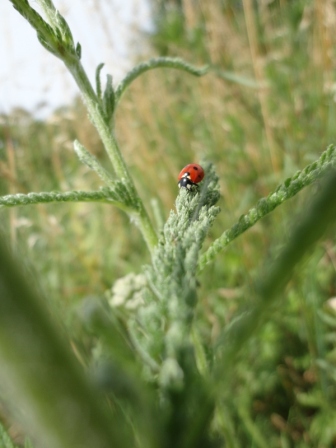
[
  {"left": 0, "top": 188, "right": 132, "bottom": 212},
  {"left": 95, "top": 62, "right": 105, "bottom": 100},
  {"left": 73, "top": 139, "right": 114, "bottom": 184},
  {"left": 114, "top": 57, "right": 209, "bottom": 105},
  {"left": 214, "top": 168, "right": 336, "bottom": 382},
  {"left": 200, "top": 144, "right": 336, "bottom": 269},
  {"left": 75, "top": 42, "right": 81, "bottom": 59},
  {"left": 117, "top": 164, "right": 220, "bottom": 378},
  {"left": 102, "top": 74, "right": 115, "bottom": 122}
]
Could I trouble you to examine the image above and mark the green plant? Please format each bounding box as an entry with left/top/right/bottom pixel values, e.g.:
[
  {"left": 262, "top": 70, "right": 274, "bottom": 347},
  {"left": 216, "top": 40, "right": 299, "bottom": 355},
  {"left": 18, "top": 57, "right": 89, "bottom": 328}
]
[
  {"left": 2, "top": 1, "right": 336, "bottom": 447},
  {"left": 6, "top": 0, "right": 209, "bottom": 255}
]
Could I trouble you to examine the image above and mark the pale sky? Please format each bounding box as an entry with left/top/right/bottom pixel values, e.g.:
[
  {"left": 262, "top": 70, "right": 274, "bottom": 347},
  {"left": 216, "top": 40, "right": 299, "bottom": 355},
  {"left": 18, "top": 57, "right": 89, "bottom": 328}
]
[{"left": 0, "top": 0, "right": 152, "bottom": 116}]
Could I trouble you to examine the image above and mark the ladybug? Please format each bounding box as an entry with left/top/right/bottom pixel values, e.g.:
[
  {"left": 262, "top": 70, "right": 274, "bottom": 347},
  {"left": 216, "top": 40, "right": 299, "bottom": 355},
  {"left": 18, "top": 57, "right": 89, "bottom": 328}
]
[{"left": 178, "top": 163, "right": 205, "bottom": 190}]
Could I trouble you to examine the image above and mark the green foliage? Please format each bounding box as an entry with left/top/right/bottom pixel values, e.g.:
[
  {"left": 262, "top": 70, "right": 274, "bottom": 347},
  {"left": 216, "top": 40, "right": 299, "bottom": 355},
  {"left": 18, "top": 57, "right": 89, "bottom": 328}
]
[
  {"left": 0, "top": 187, "right": 131, "bottom": 209},
  {"left": 122, "top": 164, "right": 220, "bottom": 370},
  {"left": 0, "top": 420, "right": 35, "bottom": 448},
  {"left": 114, "top": 57, "right": 208, "bottom": 105},
  {"left": 2, "top": 0, "right": 336, "bottom": 447},
  {"left": 7, "top": 1, "right": 211, "bottom": 254},
  {"left": 95, "top": 63, "right": 105, "bottom": 101},
  {"left": 0, "top": 422, "right": 16, "bottom": 448},
  {"left": 201, "top": 145, "right": 336, "bottom": 268},
  {"left": 102, "top": 74, "right": 115, "bottom": 123}
]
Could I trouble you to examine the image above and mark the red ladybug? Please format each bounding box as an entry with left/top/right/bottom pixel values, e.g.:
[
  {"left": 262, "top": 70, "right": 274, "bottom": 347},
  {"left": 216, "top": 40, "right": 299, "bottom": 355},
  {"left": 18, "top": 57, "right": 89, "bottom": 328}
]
[{"left": 178, "top": 163, "right": 205, "bottom": 189}]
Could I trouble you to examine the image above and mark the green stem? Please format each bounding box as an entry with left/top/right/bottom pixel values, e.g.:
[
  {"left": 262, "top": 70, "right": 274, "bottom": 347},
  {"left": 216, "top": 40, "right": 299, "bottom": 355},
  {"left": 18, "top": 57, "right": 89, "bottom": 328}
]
[
  {"left": 65, "top": 59, "right": 128, "bottom": 180},
  {"left": 63, "top": 59, "right": 158, "bottom": 251}
]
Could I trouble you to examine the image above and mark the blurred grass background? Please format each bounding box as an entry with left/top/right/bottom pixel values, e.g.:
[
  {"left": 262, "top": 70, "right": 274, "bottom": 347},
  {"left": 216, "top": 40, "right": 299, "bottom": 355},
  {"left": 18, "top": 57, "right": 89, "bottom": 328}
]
[{"left": 1, "top": 0, "right": 336, "bottom": 445}]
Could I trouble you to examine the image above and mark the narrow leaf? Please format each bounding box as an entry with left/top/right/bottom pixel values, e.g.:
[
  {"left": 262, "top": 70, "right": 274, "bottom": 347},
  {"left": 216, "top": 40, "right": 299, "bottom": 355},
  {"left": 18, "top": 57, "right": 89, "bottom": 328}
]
[{"left": 95, "top": 62, "right": 105, "bottom": 100}]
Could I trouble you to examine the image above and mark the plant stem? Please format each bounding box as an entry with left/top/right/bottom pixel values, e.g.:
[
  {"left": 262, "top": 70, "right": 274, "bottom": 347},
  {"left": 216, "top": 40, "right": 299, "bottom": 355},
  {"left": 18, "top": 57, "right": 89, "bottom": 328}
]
[
  {"left": 64, "top": 58, "right": 158, "bottom": 252},
  {"left": 64, "top": 59, "right": 127, "bottom": 180}
]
